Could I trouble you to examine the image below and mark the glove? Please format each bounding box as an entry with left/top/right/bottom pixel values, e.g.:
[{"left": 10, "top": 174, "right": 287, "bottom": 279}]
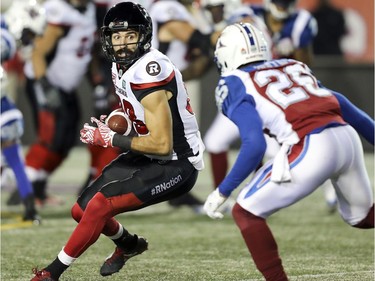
[
  {"left": 203, "top": 188, "right": 227, "bottom": 219},
  {"left": 274, "top": 38, "right": 294, "bottom": 57},
  {"left": 80, "top": 116, "right": 115, "bottom": 147},
  {"left": 37, "top": 77, "right": 61, "bottom": 109}
]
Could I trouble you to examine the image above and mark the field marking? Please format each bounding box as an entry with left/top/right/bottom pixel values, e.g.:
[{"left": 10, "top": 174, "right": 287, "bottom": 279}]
[{"left": 0, "top": 212, "right": 33, "bottom": 231}]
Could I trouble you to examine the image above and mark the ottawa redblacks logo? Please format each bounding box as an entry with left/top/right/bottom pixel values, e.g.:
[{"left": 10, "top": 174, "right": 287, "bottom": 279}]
[{"left": 146, "top": 61, "right": 161, "bottom": 76}]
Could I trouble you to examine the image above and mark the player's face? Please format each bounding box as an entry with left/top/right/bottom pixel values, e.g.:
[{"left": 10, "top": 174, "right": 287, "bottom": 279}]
[
  {"left": 111, "top": 30, "right": 139, "bottom": 59},
  {"left": 206, "top": 5, "right": 225, "bottom": 24}
]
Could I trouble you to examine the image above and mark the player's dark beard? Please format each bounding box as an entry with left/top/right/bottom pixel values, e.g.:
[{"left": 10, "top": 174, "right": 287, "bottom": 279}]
[{"left": 115, "top": 46, "right": 135, "bottom": 58}]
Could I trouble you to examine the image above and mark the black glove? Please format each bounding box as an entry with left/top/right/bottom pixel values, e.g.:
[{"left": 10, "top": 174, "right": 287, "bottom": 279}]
[{"left": 36, "top": 77, "right": 61, "bottom": 109}]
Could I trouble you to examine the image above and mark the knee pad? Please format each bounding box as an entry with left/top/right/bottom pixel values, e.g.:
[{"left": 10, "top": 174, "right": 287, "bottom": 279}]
[
  {"left": 71, "top": 202, "right": 84, "bottom": 223},
  {"left": 83, "top": 192, "right": 113, "bottom": 222}
]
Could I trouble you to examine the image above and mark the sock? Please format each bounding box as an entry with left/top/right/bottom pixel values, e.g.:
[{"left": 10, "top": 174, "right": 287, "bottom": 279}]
[
  {"left": 354, "top": 205, "right": 374, "bottom": 229},
  {"left": 232, "top": 203, "right": 288, "bottom": 281},
  {"left": 209, "top": 152, "right": 228, "bottom": 187},
  {"left": 45, "top": 256, "right": 69, "bottom": 280},
  {"left": 2, "top": 143, "right": 33, "bottom": 199},
  {"left": 113, "top": 226, "right": 138, "bottom": 252},
  {"left": 32, "top": 180, "right": 47, "bottom": 200}
]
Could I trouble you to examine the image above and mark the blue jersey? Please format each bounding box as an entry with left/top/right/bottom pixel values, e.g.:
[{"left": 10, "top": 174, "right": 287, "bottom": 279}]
[
  {"left": 1, "top": 96, "right": 24, "bottom": 142},
  {"left": 1, "top": 16, "right": 24, "bottom": 142},
  {"left": 216, "top": 59, "right": 373, "bottom": 196},
  {"left": 228, "top": 5, "right": 317, "bottom": 59},
  {"left": 0, "top": 16, "right": 16, "bottom": 63}
]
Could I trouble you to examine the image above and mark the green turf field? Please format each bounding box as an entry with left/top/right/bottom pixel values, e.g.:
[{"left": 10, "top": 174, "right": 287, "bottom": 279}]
[{"left": 1, "top": 148, "right": 374, "bottom": 281}]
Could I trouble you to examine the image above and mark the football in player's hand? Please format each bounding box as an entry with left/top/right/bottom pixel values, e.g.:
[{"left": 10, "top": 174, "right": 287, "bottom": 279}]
[{"left": 105, "top": 109, "right": 133, "bottom": 136}]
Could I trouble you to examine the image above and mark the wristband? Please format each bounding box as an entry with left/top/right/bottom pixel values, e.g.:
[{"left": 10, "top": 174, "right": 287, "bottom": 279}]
[{"left": 112, "top": 133, "right": 133, "bottom": 150}]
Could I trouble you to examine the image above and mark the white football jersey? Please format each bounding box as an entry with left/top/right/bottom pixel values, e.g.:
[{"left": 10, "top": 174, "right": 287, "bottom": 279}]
[
  {"left": 24, "top": 0, "right": 96, "bottom": 92},
  {"left": 149, "top": 0, "right": 196, "bottom": 71},
  {"left": 111, "top": 48, "right": 204, "bottom": 169}
]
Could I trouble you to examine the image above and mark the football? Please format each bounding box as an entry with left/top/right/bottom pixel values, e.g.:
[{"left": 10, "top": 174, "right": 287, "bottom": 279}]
[{"left": 105, "top": 109, "right": 133, "bottom": 136}]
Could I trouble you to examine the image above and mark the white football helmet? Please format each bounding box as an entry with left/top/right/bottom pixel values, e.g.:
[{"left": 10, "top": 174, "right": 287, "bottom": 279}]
[
  {"left": 264, "top": 0, "right": 297, "bottom": 20},
  {"left": 214, "top": 23, "right": 270, "bottom": 74},
  {"left": 3, "top": 0, "right": 46, "bottom": 42}
]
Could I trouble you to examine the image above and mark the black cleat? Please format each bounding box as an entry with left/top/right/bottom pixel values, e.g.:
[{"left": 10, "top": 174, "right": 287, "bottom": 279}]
[
  {"left": 100, "top": 236, "right": 148, "bottom": 276},
  {"left": 23, "top": 211, "right": 42, "bottom": 225}
]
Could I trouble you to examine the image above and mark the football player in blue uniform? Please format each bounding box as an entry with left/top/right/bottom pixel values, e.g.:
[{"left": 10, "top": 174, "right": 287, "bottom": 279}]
[
  {"left": 1, "top": 0, "right": 46, "bottom": 224},
  {"left": 203, "top": 22, "right": 374, "bottom": 280},
  {"left": 203, "top": 0, "right": 341, "bottom": 213}
]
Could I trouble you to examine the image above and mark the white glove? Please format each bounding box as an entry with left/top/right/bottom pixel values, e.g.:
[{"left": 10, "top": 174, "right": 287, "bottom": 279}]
[
  {"left": 79, "top": 116, "right": 115, "bottom": 147},
  {"left": 275, "top": 38, "right": 294, "bottom": 56},
  {"left": 203, "top": 188, "right": 227, "bottom": 219}
]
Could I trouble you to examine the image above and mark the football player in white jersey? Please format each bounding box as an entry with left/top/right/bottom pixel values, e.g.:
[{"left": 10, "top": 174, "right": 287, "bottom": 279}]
[
  {"left": 31, "top": 2, "right": 205, "bottom": 280},
  {"left": 0, "top": 0, "right": 45, "bottom": 224},
  {"left": 20, "top": 0, "right": 97, "bottom": 206},
  {"left": 203, "top": 22, "right": 374, "bottom": 280},
  {"left": 149, "top": 0, "right": 214, "bottom": 81}
]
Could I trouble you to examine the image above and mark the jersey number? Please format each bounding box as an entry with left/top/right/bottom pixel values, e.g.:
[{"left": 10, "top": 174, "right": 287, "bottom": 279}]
[
  {"left": 121, "top": 99, "right": 149, "bottom": 135},
  {"left": 254, "top": 63, "right": 331, "bottom": 108}
]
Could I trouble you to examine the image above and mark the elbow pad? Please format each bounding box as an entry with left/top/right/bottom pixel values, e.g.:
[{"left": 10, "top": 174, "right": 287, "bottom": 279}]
[{"left": 187, "top": 30, "right": 211, "bottom": 56}]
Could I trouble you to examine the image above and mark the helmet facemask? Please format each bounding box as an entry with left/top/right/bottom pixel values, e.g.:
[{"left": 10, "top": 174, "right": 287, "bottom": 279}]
[
  {"left": 101, "top": 23, "right": 150, "bottom": 67},
  {"left": 100, "top": 2, "right": 152, "bottom": 67}
]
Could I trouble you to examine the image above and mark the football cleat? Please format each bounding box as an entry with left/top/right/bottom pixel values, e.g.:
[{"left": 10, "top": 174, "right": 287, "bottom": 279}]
[
  {"left": 100, "top": 236, "right": 148, "bottom": 276},
  {"left": 23, "top": 211, "right": 42, "bottom": 225},
  {"left": 30, "top": 268, "right": 56, "bottom": 281}
]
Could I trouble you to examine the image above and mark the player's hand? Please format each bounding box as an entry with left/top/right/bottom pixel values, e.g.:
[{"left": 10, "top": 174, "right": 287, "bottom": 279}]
[
  {"left": 275, "top": 38, "right": 294, "bottom": 56},
  {"left": 79, "top": 117, "right": 115, "bottom": 147},
  {"left": 37, "top": 77, "right": 61, "bottom": 109},
  {"left": 203, "top": 188, "right": 227, "bottom": 219}
]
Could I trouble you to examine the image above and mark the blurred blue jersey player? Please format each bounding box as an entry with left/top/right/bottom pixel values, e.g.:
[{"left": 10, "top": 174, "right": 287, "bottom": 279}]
[{"left": 0, "top": 4, "right": 43, "bottom": 224}]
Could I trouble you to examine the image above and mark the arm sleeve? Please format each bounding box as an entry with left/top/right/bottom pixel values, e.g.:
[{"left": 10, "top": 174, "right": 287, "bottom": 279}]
[
  {"left": 333, "top": 91, "right": 374, "bottom": 145},
  {"left": 218, "top": 100, "right": 266, "bottom": 197}
]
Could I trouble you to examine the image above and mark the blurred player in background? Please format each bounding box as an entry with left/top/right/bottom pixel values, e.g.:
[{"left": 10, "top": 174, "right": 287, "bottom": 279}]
[
  {"left": 1, "top": 0, "right": 45, "bottom": 224},
  {"left": 76, "top": 0, "right": 124, "bottom": 196},
  {"left": 18, "top": 0, "right": 97, "bottom": 205},
  {"left": 30, "top": 2, "right": 205, "bottom": 280},
  {"left": 149, "top": 0, "right": 216, "bottom": 212},
  {"left": 203, "top": 22, "right": 374, "bottom": 280}
]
